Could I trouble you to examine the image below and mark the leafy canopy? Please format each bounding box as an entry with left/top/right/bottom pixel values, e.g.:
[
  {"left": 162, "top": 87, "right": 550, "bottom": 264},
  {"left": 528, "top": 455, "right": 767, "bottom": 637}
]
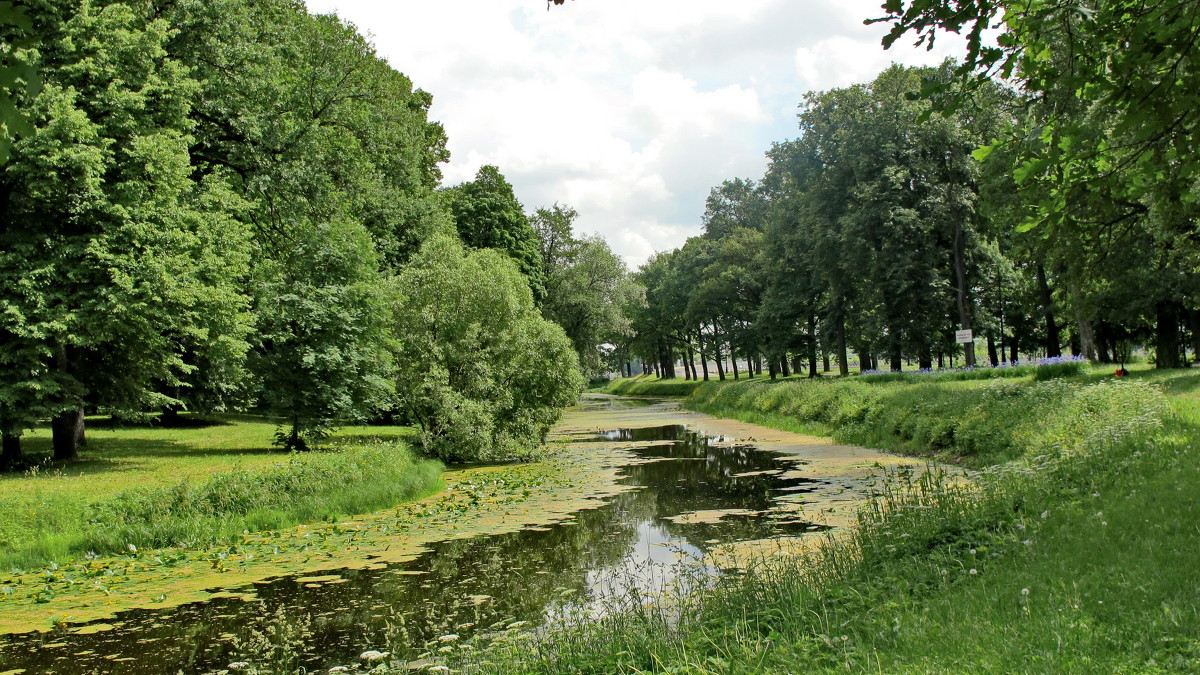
[{"left": 393, "top": 235, "right": 582, "bottom": 463}]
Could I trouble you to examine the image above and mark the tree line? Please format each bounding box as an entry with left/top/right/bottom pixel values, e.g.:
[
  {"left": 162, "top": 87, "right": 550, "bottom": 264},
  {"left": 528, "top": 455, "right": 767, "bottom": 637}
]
[
  {"left": 0, "top": 0, "right": 634, "bottom": 467},
  {"left": 624, "top": 54, "right": 1197, "bottom": 380}
]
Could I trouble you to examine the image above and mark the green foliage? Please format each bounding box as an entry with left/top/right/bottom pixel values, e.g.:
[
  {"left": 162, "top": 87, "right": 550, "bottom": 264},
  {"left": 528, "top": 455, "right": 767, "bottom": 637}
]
[
  {"left": 251, "top": 220, "right": 394, "bottom": 450},
  {"left": 393, "top": 235, "right": 583, "bottom": 463},
  {"left": 444, "top": 165, "right": 546, "bottom": 302},
  {"left": 702, "top": 177, "right": 767, "bottom": 239},
  {"left": 535, "top": 204, "right": 638, "bottom": 378},
  {"left": 0, "top": 0, "right": 40, "bottom": 163},
  {"left": 0, "top": 0, "right": 254, "bottom": 451}
]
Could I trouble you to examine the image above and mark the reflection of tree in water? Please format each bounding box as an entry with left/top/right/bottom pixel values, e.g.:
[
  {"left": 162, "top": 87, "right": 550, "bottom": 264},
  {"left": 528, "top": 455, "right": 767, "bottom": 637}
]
[
  {"left": 0, "top": 425, "right": 825, "bottom": 675},
  {"left": 615, "top": 426, "right": 823, "bottom": 551}
]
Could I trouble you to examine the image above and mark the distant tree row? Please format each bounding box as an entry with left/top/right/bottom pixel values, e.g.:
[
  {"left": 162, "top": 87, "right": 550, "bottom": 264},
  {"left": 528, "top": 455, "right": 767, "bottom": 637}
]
[
  {"left": 626, "top": 61, "right": 1198, "bottom": 380},
  {"left": 0, "top": 0, "right": 638, "bottom": 467}
]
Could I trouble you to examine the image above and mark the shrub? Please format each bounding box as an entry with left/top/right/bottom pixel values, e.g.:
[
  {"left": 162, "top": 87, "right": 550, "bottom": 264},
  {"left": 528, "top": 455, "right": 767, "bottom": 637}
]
[{"left": 393, "top": 236, "right": 583, "bottom": 463}]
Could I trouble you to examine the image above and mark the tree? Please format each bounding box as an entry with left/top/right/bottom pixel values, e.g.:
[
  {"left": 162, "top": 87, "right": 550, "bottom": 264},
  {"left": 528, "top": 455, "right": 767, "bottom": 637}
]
[
  {"left": 702, "top": 178, "right": 768, "bottom": 240},
  {"left": 534, "top": 204, "right": 638, "bottom": 378},
  {"left": 393, "top": 235, "right": 582, "bottom": 463},
  {"left": 251, "top": 220, "right": 393, "bottom": 451},
  {"left": 444, "top": 165, "right": 546, "bottom": 302},
  {"left": 877, "top": 1, "right": 1200, "bottom": 368},
  {"left": 1, "top": 0, "right": 254, "bottom": 460},
  {"left": 531, "top": 202, "right": 579, "bottom": 280},
  {"left": 166, "top": 0, "right": 457, "bottom": 430}
]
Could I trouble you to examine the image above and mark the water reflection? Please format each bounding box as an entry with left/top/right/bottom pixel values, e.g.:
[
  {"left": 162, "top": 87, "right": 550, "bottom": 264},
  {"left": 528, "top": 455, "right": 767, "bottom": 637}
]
[{"left": 0, "top": 425, "right": 827, "bottom": 675}]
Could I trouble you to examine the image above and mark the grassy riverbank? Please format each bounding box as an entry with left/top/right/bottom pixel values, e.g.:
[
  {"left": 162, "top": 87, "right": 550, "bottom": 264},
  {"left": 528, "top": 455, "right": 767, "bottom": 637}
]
[
  {"left": 0, "top": 416, "right": 443, "bottom": 569},
  {"left": 445, "top": 367, "right": 1200, "bottom": 673}
]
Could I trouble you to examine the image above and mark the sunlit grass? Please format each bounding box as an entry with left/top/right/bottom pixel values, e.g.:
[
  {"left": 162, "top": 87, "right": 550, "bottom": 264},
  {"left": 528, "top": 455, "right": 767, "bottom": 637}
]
[
  {"left": 0, "top": 415, "right": 440, "bottom": 569},
  {"left": 443, "top": 367, "right": 1199, "bottom": 674}
]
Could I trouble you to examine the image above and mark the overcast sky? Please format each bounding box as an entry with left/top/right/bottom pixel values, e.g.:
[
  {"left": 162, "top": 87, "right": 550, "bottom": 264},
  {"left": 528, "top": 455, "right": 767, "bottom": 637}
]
[{"left": 305, "top": 0, "right": 968, "bottom": 267}]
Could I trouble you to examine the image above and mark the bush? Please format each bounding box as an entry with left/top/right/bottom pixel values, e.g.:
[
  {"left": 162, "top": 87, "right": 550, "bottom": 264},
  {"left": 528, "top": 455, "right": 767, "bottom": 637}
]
[{"left": 393, "top": 236, "right": 584, "bottom": 463}]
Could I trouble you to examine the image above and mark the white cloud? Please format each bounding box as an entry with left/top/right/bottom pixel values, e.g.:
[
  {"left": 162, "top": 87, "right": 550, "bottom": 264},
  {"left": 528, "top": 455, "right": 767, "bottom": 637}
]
[{"left": 306, "top": 0, "right": 969, "bottom": 266}]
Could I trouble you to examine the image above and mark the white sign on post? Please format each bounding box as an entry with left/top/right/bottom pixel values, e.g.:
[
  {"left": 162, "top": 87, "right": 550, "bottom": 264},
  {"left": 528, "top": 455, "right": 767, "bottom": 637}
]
[{"left": 955, "top": 329, "right": 974, "bottom": 344}]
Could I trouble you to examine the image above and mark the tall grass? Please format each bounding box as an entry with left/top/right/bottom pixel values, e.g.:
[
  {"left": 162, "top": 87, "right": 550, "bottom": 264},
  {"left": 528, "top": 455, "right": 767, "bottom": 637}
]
[
  {"left": 440, "top": 373, "right": 1187, "bottom": 674},
  {"left": 1, "top": 441, "right": 442, "bottom": 569},
  {"left": 687, "top": 377, "right": 1165, "bottom": 466}
]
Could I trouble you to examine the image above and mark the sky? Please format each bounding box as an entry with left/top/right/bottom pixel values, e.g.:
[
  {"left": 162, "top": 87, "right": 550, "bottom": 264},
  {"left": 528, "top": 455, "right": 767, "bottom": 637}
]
[{"left": 304, "top": 0, "right": 969, "bottom": 268}]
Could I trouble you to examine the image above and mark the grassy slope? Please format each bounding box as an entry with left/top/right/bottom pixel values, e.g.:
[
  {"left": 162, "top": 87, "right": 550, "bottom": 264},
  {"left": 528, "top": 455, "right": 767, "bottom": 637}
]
[
  {"left": 0, "top": 416, "right": 443, "bottom": 569},
  {"left": 460, "top": 366, "right": 1200, "bottom": 673}
]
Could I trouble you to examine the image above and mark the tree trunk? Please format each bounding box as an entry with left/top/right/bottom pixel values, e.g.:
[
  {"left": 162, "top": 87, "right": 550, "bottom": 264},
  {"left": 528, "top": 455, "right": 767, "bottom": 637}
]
[
  {"left": 161, "top": 405, "right": 182, "bottom": 427},
  {"left": 1189, "top": 308, "right": 1200, "bottom": 366},
  {"left": 1095, "top": 322, "right": 1112, "bottom": 364},
  {"left": 953, "top": 219, "right": 976, "bottom": 367},
  {"left": 779, "top": 356, "right": 789, "bottom": 378},
  {"left": 836, "top": 316, "right": 849, "bottom": 377},
  {"left": 1156, "top": 302, "right": 1182, "bottom": 369},
  {"left": 986, "top": 333, "right": 999, "bottom": 367},
  {"left": 1, "top": 432, "right": 21, "bottom": 467},
  {"left": 823, "top": 352, "right": 831, "bottom": 373},
  {"left": 768, "top": 359, "right": 777, "bottom": 381},
  {"left": 937, "top": 351, "right": 944, "bottom": 369},
  {"left": 889, "top": 335, "right": 902, "bottom": 372},
  {"left": 808, "top": 319, "right": 819, "bottom": 378},
  {"left": 698, "top": 332, "right": 710, "bottom": 381},
  {"left": 731, "top": 351, "right": 740, "bottom": 380},
  {"left": 1036, "top": 263, "right": 1062, "bottom": 357},
  {"left": 918, "top": 347, "right": 932, "bottom": 371},
  {"left": 52, "top": 407, "right": 85, "bottom": 461},
  {"left": 1078, "top": 318, "right": 1098, "bottom": 362},
  {"left": 713, "top": 339, "right": 725, "bottom": 381}
]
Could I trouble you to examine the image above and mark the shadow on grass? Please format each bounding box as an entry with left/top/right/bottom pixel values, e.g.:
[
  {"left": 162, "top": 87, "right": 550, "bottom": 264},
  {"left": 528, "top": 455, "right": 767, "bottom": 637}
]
[
  {"left": 327, "top": 432, "right": 415, "bottom": 447},
  {"left": 4, "top": 437, "right": 277, "bottom": 478},
  {"left": 85, "top": 414, "right": 237, "bottom": 431}
]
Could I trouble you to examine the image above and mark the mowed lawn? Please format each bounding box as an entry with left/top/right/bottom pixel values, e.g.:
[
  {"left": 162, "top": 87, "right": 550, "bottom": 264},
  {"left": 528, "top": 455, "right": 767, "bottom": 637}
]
[{"left": 0, "top": 416, "right": 420, "bottom": 567}]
